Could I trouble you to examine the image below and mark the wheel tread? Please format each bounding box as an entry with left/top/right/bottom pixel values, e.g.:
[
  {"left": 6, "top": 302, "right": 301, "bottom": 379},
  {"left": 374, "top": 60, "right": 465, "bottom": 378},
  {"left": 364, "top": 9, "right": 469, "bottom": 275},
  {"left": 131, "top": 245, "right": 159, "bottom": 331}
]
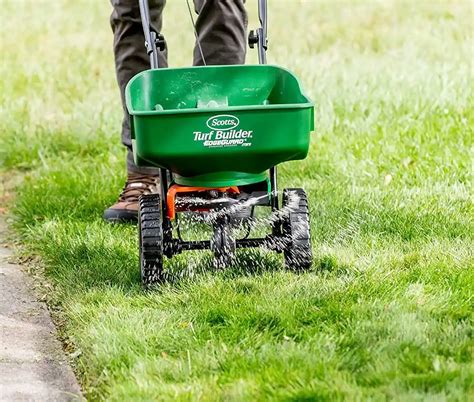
[
  {"left": 282, "top": 188, "right": 313, "bottom": 270},
  {"left": 139, "top": 194, "right": 164, "bottom": 286}
]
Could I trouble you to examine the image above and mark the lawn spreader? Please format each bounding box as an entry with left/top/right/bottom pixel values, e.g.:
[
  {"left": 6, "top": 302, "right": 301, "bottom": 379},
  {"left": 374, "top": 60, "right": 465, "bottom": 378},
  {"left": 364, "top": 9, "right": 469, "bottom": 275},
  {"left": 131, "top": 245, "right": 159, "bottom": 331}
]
[{"left": 128, "top": 0, "right": 315, "bottom": 286}]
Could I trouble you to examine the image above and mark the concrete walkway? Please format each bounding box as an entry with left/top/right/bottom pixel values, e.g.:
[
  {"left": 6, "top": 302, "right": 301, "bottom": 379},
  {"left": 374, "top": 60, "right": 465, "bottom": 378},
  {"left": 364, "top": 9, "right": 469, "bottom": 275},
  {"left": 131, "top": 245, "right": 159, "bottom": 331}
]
[{"left": 0, "top": 215, "right": 82, "bottom": 401}]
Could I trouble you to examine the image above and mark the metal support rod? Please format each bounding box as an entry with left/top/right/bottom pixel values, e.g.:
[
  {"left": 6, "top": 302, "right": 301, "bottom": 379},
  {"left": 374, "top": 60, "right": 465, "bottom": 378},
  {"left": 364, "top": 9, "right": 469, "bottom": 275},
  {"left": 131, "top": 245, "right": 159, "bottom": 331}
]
[
  {"left": 257, "top": 0, "right": 268, "bottom": 64},
  {"left": 176, "top": 240, "right": 212, "bottom": 251},
  {"left": 159, "top": 168, "right": 170, "bottom": 224},
  {"left": 270, "top": 166, "right": 281, "bottom": 235},
  {"left": 255, "top": 0, "right": 279, "bottom": 223},
  {"left": 236, "top": 238, "right": 272, "bottom": 249},
  {"left": 270, "top": 167, "right": 278, "bottom": 209},
  {"left": 139, "top": 0, "right": 159, "bottom": 68},
  {"left": 173, "top": 236, "right": 282, "bottom": 253}
]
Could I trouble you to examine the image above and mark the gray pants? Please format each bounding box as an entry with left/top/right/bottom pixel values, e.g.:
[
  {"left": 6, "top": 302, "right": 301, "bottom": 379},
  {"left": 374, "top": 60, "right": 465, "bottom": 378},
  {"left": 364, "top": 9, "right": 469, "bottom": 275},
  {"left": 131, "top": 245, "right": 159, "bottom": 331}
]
[{"left": 110, "top": 0, "right": 248, "bottom": 174}]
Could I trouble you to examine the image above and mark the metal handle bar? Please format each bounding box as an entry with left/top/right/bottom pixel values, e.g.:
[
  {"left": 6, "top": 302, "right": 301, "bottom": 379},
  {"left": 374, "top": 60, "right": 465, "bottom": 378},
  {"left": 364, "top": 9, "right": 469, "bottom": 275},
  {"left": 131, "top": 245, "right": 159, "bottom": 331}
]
[
  {"left": 139, "top": 0, "right": 160, "bottom": 68},
  {"left": 257, "top": 0, "right": 268, "bottom": 64},
  {"left": 249, "top": 0, "right": 268, "bottom": 64},
  {"left": 139, "top": 0, "right": 269, "bottom": 68},
  {"left": 254, "top": 1, "right": 279, "bottom": 215}
]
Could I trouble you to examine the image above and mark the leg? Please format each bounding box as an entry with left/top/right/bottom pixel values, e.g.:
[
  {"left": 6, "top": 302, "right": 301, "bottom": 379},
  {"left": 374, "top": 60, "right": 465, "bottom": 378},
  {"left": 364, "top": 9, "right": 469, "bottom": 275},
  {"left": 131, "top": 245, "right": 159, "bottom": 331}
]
[
  {"left": 110, "top": 0, "right": 167, "bottom": 174},
  {"left": 105, "top": 0, "right": 167, "bottom": 223},
  {"left": 193, "top": 0, "right": 247, "bottom": 66}
]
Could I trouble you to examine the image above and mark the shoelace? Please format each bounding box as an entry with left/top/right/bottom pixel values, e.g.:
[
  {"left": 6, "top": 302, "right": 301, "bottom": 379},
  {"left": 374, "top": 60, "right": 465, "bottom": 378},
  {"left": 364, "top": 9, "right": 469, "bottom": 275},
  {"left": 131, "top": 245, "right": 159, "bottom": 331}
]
[{"left": 118, "top": 174, "right": 159, "bottom": 203}]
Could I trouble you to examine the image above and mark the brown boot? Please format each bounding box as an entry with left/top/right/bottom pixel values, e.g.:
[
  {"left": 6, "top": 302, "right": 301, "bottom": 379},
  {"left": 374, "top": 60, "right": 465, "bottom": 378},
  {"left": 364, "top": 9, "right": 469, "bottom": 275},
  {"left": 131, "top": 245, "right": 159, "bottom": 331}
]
[{"left": 103, "top": 173, "right": 160, "bottom": 223}]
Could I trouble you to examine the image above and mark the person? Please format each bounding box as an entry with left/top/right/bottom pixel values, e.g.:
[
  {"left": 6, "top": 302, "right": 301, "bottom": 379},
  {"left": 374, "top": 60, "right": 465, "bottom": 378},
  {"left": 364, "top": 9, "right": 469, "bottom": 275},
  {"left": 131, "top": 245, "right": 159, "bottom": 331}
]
[{"left": 104, "top": 0, "right": 248, "bottom": 223}]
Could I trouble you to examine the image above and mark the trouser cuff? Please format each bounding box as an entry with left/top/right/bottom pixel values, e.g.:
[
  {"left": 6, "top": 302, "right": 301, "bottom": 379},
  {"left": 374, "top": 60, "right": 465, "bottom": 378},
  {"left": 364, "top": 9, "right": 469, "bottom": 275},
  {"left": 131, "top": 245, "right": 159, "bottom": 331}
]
[{"left": 126, "top": 149, "right": 160, "bottom": 175}]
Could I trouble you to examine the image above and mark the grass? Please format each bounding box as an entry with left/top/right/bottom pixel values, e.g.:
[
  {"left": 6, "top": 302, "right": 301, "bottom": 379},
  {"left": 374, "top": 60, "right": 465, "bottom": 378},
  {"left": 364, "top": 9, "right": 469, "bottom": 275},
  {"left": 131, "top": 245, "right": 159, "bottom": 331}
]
[{"left": 1, "top": 0, "right": 473, "bottom": 400}]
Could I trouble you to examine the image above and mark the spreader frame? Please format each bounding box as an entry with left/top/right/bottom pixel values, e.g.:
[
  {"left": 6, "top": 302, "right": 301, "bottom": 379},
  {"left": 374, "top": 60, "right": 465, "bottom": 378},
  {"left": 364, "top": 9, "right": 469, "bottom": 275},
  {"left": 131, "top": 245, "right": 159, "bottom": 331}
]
[{"left": 136, "top": 0, "right": 313, "bottom": 284}]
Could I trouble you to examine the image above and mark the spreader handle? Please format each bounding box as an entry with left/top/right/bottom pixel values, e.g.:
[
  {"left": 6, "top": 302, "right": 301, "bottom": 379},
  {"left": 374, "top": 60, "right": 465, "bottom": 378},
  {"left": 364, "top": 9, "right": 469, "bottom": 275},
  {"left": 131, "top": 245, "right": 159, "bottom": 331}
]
[
  {"left": 254, "top": 1, "right": 279, "bottom": 216},
  {"left": 257, "top": 0, "right": 268, "bottom": 64},
  {"left": 139, "top": 0, "right": 162, "bottom": 69}
]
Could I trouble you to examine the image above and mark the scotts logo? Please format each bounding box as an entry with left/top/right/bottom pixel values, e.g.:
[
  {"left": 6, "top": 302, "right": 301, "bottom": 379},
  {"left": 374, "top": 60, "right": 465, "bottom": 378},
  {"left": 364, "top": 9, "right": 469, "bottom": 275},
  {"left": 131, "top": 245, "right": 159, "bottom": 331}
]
[{"left": 206, "top": 114, "right": 240, "bottom": 131}]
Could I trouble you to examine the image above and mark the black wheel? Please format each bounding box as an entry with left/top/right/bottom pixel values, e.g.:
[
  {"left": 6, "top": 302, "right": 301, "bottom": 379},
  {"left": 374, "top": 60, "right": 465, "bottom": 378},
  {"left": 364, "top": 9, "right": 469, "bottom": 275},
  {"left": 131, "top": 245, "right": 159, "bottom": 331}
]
[
  {"left": 211, "top": 220, "right": 235, "bottom": 268},
  {"left": 282, "top": 188, "right": 313, "bottom": 270},
  {"left": 138, "top": 194, "right": 164, "bottom": 286}
]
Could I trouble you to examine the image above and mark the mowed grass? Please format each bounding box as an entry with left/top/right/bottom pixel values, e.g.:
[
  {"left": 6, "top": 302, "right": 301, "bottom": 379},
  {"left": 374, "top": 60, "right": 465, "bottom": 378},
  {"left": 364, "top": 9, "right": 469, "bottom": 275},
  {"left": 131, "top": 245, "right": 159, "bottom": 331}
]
[{"left": 1, "top": 0, "right": 473, "bottom": 400}]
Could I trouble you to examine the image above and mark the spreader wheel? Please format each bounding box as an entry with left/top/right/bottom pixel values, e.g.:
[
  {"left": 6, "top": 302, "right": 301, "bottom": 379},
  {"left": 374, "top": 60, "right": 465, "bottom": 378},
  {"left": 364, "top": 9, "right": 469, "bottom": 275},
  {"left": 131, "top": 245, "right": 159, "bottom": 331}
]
[
  {"left": 282, "top": 188, "right": 313, "bottom": 270},
  {"left": 138, "top": 194, "right": 164, "bottom": 286}
]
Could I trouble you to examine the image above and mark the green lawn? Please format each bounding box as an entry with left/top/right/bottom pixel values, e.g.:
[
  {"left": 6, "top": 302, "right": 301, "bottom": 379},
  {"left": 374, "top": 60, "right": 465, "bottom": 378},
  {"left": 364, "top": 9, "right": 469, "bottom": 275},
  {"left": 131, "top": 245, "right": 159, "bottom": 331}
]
[{"left": 1, "top": 0, "right": 473, "bottom": 400}]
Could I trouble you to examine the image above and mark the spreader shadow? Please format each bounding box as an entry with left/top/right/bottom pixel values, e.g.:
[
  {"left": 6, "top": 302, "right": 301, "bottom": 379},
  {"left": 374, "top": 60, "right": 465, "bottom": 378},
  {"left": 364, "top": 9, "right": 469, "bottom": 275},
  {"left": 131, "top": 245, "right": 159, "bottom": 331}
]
[{"left": 161, "top": 248, "right": 286, "bottom": 285}]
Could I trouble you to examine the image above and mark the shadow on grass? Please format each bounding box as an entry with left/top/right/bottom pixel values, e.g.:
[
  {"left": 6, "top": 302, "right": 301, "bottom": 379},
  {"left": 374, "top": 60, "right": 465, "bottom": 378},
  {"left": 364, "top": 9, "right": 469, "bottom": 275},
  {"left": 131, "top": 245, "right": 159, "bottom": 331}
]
[
  {"left": 43, "top": 228, "right": 294, "bottom": 292},
  {"left": 30, "top": 215, "right": 363, "bottom": 293},
  {"left": 161, "top": 248, "right": 287, "bottom": 286}
]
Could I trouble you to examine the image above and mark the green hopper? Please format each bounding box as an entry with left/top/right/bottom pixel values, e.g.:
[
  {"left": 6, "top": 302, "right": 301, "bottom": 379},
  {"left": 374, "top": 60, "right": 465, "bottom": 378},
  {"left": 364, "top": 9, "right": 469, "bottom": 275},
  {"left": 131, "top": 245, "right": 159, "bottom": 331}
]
[{"left": 126, "top": 65, "right": 314, "bottom": 187}]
